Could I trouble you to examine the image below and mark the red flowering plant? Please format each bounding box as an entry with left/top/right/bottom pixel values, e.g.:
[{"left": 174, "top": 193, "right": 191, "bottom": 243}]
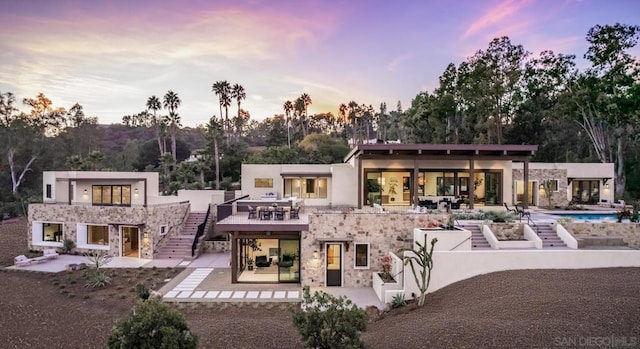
[{"left": 380, "top": 255, "right": 394, "bottom": 282}]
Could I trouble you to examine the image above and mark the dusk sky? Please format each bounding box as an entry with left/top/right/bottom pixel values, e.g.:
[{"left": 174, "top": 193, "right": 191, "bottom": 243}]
[{"left": 1, "top": 0, "right": 639, "bottom": 127}]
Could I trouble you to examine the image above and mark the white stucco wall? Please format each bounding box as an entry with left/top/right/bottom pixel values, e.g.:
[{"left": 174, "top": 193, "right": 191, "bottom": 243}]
[{"left": 402, "top": 250, "right": 640, "bottom": 299}]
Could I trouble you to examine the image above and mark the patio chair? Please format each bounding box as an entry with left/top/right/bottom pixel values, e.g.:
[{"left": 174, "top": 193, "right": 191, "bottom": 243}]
[
  {"left": 248, "top": 206, "right": 257, "bottom": 219},
  {"left": 290, "top": 206, "right": 300, "bottom": 219},
  {"left": 260, "top": 208, "right": 272, "bottom": 220},
  {"left": 514, "top": 204, "right": 531, "bottom": 220},
  {"left": 504, "top": 203, "right": 517, "bottom": 213},
  {"left": 274, "top": 207, "right": 285, "bottom": 220}
]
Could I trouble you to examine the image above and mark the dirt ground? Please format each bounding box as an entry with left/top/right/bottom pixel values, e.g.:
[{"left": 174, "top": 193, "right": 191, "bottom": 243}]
[{"left": 2, "top": 218, "right": 640, "bottom": 348}]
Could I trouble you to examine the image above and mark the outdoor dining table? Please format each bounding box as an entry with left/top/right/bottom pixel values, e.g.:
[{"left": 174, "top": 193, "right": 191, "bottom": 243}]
[{"left": 257, "top": 206, "right": 291, "bottom": 220}]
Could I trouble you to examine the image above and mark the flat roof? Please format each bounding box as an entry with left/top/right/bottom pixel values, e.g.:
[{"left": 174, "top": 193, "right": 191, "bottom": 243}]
[{"left": 344, "top": 144, "right": 538, "bottom": 162}]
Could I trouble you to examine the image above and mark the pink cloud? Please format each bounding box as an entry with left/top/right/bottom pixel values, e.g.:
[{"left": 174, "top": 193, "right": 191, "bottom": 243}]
[{"left": 463, "top": 0, "right": 533, "bottom": 38}]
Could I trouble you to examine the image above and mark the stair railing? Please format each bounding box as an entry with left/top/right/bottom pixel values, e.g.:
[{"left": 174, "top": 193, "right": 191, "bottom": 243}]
[
  {"left": 450, "top": 236, "right": 471, "bottom": 251},
  {"left": 192, "top": 204, "right": 212, "bottom": 257}
]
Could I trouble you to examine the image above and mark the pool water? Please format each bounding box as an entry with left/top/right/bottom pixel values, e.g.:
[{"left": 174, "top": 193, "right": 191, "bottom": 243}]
[{"left": 553, "top": 213, "right": 617, "bottom": 221}]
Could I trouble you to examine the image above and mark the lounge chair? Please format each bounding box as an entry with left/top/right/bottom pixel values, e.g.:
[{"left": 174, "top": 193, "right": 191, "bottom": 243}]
[
  {"left": 504, "top": 203, "right": 517, "bottom": 213},
  {"left": 43, "top": 249, "right": 59, "bottom": 259},
  {"left": 255, "top": 255, "right": 271, "bottom": 268},
  {"left": 14, "top": 255, "right": 33, "bottom": 267},
  {"left": 514, "top": 204, "right": 531, "bottom": 220}
]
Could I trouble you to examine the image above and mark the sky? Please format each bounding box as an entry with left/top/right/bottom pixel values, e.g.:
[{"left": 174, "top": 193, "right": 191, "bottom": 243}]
[{"left": 1, "top": 0, "right": 639, "bottom": 127}]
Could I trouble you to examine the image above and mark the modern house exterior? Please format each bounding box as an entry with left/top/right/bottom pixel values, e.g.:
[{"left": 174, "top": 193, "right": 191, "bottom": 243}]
[
  {"left": 216, "top": 144, "right": 617, "bottom": 288},
  {"left": 28, "top": 171, "right": 191, "bottom": 259}
]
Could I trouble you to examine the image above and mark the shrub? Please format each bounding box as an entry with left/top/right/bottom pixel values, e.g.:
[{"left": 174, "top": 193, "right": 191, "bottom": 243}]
[
  {"left": 84, "top": 270, "right": 111, "bottom": 288},
  {"left": 85, "top": 251, "right": 112, "bottom": 269},
  {"left": 108, "top": 300, "right": 198, "bottom": 349},
  {"left": 135, "top": 283, "right": 150, "bottom": 300},
  {"left": 60, "top": 239, "right": 76, "bottom": 254},
  {"left": 391, "top": 293, "right": 407, "bottom": 308},
  {"left": 292, "top": 286, "right": 366, "bottom": 349}
]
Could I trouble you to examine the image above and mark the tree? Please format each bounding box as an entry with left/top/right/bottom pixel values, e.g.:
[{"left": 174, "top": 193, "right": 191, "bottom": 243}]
[
  {"left": 205, "top": 116, "right": 223, "bottom": 190},
  {"left": 162, "top": 90, "right": 182, "bottom": 161},
  {"left": 231, "top": 84, "right": 246, "bottom": 117},
  {"left": 146, "top": 95, "right": 166, "bottom": 156},
  {"left": 571, "top": 23, "right": 640, "bottom": 197},
  {"left": 108, "top": 300, "right": 198, "bottom": 349},
  {"left": 212, "top": 80, "right": 232, "bottom": 136},
  {"left": 298, "top": 93, "right": 312, "bottom": 138},
  {"left": 0, "top": 91, "right": 18, "bottom": 127},
  {"left": 283, "top": 100, "right": 293, "bottom": 148},
  {"left": 292, "top": 286, "right": 366, "bottom": 349}
]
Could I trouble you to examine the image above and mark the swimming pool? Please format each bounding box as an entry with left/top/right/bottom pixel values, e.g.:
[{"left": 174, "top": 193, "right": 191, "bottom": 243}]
[{"left": 553, "top": 212, "right": 617, "bottom": 221}]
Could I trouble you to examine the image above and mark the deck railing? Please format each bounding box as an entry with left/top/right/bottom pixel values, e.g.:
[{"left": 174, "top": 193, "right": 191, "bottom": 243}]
[{"left": 192, "top": 204, "right": 212, "bottom": 257}]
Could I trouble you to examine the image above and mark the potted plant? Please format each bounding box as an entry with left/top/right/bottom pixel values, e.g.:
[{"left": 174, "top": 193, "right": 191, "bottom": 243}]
[{"left": 246, "top": 258, "right": 254, "bottom": 271}]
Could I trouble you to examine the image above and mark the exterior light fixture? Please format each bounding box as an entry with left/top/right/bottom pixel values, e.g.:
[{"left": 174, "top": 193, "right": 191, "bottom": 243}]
[
  {"left": 313, "top": 250, "right": 319, "bottom": 260},
  {"left": 134, "top": 188, "right": 139, "bottom": 196},
  {"left": 605, "top": 183, "right": 609, "bottom": 189},
  {"left": 539, "top": 184, "right": 544, "bottom": 190},
  {"left": 83, "top": 189, "right": 88, "bottom": 197}
]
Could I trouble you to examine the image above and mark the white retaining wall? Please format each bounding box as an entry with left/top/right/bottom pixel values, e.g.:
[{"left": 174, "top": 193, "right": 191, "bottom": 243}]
[{"left": 402, "top": 250, "right": 640, "bottom": 299}]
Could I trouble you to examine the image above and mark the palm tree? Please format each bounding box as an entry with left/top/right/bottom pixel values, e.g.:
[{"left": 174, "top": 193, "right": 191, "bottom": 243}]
[
  {"left": 283, "top": 100, "right": 293, "bottom": 148},
  {"left": 300, "top": 93, "right": 312, "bottom": 138},
  {"left": 231, "top": 84, "right": 246, "bottom": 141},
  {"left": 212, "top": 80, "right": 231, "bottom": 135},
  {"left": 348, "top": 101, "right": 359, "bottom": 146},
  {"left": 162, "top": 90, "right": 181, "bottom": 161},
  {"left": 146, "top": 95, "right": 165, "bottom": 155},
  {"left": 206, "top": 116, "right": 223, "bottom": 190}
]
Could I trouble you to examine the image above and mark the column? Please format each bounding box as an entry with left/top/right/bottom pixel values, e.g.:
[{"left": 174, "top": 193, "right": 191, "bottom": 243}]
[
  {"left": 523, "top": 160, "right": 529, "bottom": 209},
  {"left": 469, "top": 159, "right": 475, "bottom": 209}
]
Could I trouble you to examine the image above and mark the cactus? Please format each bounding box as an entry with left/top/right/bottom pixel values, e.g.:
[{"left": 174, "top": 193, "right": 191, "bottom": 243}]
[{"left": 404, "top": 234, "right": 438, "bottom": 307}]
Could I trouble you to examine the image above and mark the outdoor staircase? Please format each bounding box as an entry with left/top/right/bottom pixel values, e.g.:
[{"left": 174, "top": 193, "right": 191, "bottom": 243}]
[
  {"left": 155, "top": 211, "right": 208, "bottom": 260},
  {"left": 535, "top": 223, "right": 567, "bottom": 248},
  {"left": 458, "top": 223, "right": 492, "bottom": 249}
]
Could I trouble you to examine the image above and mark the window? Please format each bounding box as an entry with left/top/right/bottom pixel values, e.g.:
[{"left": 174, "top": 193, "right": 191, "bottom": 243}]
[
  {"left": 32, "top": 221, "right": 64, "bottom": 247},
  {"left": 254, "top": 178, "right": 273, "bottom": 188},
  {"left": 45, "top": 184, "right": 52, "bottom": 199},
  {"left": 159, "top": 225, "right": 168, "bottom": 236},
  {"left": 43, "top": 223, "right": 63, "bottom": 242},
  {"left": 284, "top": 177, "right": 328, "bottom": 199},
  {"left": 354, "top": 243, "right": 369, "bottom": 268},
  {"left": 547, "top": 180, "right": 559, "bottom": 192},
  {"left": 88, "top": 225, "right": 109, "bottom": 245},
  {"left": 92, "top": 185, "right": 132, "bottom": 206}
]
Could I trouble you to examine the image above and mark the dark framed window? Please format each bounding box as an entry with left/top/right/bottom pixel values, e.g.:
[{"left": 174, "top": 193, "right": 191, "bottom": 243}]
[
  {"left": 92, "top": 185, "right": 132, "bottom": 206},
  {"left": 354, "top": 243, "right": 369, "bottom": 268},
  {"left": 45, "top": 184, "right": 52, "bottom": 199}
]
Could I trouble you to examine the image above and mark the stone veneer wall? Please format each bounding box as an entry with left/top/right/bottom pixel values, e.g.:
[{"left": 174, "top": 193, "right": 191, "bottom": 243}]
[
  {"left": 302, "top": 212, "right": 450, "bottom": 288},
  {"left": 28, "top": 202, "right": 189, "bottom": 259},
  {"left": 513, "top": 168, "right": 567, "bottom": 208},
  {"left": 564, "top": 222, "right": 640, "bottom": 249},
  {"left": 148, "top": 203, "right": 190, "bottom": 258},
  {"left": 489, "top": 223, "right": 525, "bottom": 240},
  {"left": 201, "top": 241, "right": 231, "bottom": 253}
]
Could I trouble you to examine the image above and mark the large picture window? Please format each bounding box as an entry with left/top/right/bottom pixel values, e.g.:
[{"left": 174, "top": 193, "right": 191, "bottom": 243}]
[
  {"left": 284, "top": 177, "right": 328, "bottom": 199},
  {"left": 88, "top": 225, "right": 109, "bottom": 245},
  {"left": 76, "top": 224, "right": 110, "bottom": 250},
  {"left": 92, "top": 185, "right": 131, "bottom": 206}
]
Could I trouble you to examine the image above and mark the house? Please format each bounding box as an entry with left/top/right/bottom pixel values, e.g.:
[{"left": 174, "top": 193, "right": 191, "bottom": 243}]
[
  {"left": 217, "top": 143, "right": 617, "bottom": 288},
  {"left": 28, "top": 171, "right": 193, "bottom": 259}
]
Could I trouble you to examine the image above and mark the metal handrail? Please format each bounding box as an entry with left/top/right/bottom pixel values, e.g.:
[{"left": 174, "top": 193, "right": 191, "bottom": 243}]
[
  {"left": 192, "top": 204, "right": 212, "bottom": 257},
  {"left": 450, "top": 236, "right": 471, "bottom": 251}
]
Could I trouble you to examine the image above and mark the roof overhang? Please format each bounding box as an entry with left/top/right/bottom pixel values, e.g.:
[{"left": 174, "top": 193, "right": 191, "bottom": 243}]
[
  {"left": 280, "top": 172, "right": 332, "bottom": 178},
  {"left": 344, "top": 144, "right": 538, "bottom": 162}
]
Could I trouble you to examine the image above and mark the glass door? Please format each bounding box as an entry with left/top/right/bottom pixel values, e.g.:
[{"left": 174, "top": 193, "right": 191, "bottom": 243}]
[
  {"left": 326, "top": 243, "right": 342, "bottom": 286},
  {"left": 484, "top": 173, "right": 501, "bottom": 205},
  {"left": 278, "top": 239, "right": 300, "bottom": 283}
]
